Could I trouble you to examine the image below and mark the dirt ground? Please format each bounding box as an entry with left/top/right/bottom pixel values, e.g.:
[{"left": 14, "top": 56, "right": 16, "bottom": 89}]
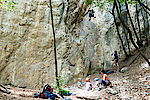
[{"left": 0, "top": 46, "right": 150, "bottom": 100}]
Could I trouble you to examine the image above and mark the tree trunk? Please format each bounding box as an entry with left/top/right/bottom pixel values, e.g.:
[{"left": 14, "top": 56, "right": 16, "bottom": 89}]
[
  {"left": 144, "top": 0, "right": 149, "bottom": 46},
  {"left": 141, "top": 6, "right": 150, "bottom": 16},
  {"left": 125, "top": 0, "right": 142, "bottom": 48},
  {"left": 123, "top": 27, "right": 131, "bottom": 53},
  {"left": 141, "top": 6, "right": 149, "bottom": 47},
  {"left": 49, "top": 0, "right": 59, "bottom": 87},
  {"left": 111, "top": 2, "right": 128, "bottom": 57},
  {"left": 137, "top": 0, "right": 150, "bottom": 12},
  {"left": 136, "top": 4, "right": 142, "bottom": 43},
  {"left": 116, "top": 0, "right": 121, "bottom": 13},
  {"left": 117, "top": 0, "right": 131, "bottom": 54},
  {"left": 114, "top": 0, "right": 150, "bottom": 66}
]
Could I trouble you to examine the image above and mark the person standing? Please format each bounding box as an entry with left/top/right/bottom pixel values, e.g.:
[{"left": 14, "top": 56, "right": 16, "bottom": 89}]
[{"left": 112, "top": 51, "right": 119, "bottom": 70}]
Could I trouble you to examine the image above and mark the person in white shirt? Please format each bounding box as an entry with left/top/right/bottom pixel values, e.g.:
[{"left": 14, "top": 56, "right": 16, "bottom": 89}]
[
  {"left": 85, "top": 78, "right": 93, "bottom": 91},
  {"left": 77, "top": 78, "right": 83, "bottom": 88},
  {"left": 94, "top": 78, "right": 100, "bottom": 90}
]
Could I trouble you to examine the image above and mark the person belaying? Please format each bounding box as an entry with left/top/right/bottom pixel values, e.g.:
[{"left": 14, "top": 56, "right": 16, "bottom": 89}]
[
  {"left": 98, "top": 70, "right": 112, "bottom": 91},
  {"left": 112, "top": 51, "right": 119, "bottom": 69},
  {"left": 88, "top": 9, "right": 96, "bottom": 21},
  {"left": 85, "top": 78, "right": 93, "bottom": 91}
]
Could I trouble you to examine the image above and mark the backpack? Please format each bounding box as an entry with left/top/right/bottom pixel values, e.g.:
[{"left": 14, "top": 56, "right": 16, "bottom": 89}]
[
  {"left": 39, "top": 93, "right": 47, "bottom": 99},
  {"left": 42, "top": 84, "right": 53, "bottom": 93},
  {"left": 47, "top": 93, "right": 57, "bottom": 99},
  {"left": 38, "top": 84, "right": 54, "bottom": 99},
  {"left": 39, "top": 91, "right": 57, "bottom": 99}
]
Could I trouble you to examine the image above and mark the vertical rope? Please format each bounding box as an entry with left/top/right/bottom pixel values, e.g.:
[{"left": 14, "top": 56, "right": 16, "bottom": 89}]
[{"left": 49, "top": 0, "right": 59, "bottom": 87}]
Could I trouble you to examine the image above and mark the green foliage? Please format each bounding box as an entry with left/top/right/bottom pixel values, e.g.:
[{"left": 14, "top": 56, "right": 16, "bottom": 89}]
[
  {"left": 0, "top": 0, "right": 16, "bottom": 11},
  {"left": 85, "top": 0, "right": 94, "bottom": 6},
  {"left": 120, "top": 0, "right": 125, "bottom": 4},
  {"left": 91, "top": 0, "right": 138, "bottom": 10},
  {"left": 59, "top": 88, "right": 70, "bottom": 96},
  {"left": 58, "top": 75, "right": 66, "bottom": 89},
  {"left": 51, "top": 75, "right": 67, "bottom": 93},
  {"left": 127, "top": 0, "right": 138, "bottom": 4}
]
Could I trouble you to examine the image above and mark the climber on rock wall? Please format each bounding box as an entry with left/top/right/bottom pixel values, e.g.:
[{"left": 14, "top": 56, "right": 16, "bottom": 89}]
[{"left": 88, "top": 9, "right": 96, "bottom": 21}]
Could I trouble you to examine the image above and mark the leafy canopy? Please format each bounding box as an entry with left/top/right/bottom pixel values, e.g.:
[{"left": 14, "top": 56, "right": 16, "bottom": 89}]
[
  {"left": 0, "top": 0, "right": 16, "bottom": 11},
  {"left": 85, "top": 0, "right": 94, "bottom": 6},
  {"left": 86, "top": 0, "right": 139, "bottom": 9}
]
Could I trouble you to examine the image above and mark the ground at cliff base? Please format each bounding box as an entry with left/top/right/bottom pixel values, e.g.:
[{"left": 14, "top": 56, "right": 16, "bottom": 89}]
[
  {"left": 0, "top": 62, "right": 149, "bottom": 100},
  {"left": 68, "top": 45, "right": 150, "bottom": 100},
  {"left": 67, "top": 45, "right": 150, "bottom": 100},
  {"left": 0, "top": 67, "right": 149, "bottom": 100},
  {"left": 0, "top": 46, "right": 150, "bottom": 100}
]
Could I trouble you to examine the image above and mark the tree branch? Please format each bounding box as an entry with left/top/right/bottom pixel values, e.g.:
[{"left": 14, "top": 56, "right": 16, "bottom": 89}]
[{"left": 137, "top": 0, "right": 150, "bottom": 12}]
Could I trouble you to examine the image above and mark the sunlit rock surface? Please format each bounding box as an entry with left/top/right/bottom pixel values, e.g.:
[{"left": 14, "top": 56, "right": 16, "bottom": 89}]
[{"left": 0, "top": 0, "right": 149, "bottom": 89}]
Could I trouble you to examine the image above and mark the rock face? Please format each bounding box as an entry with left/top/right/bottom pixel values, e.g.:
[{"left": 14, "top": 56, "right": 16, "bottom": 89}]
[{"left": 0, "top": 0, "right": 150, "bottom": 89}]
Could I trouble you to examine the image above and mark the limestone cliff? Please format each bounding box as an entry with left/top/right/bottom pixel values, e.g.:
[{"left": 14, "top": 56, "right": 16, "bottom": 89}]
[{"left": 0, "top": 0, "right": 149, "bottom": 89}]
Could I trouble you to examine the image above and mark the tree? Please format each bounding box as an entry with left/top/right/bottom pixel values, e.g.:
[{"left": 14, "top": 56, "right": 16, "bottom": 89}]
[
  {"left": 0, "top": 0, "right": 16, "bottom": 11},
  {"left": 110, "top": 1, "right": 129, "bottom": 57},
  {"left": 124, "top": 0, "right": 142, "bottom": 48},
  {"left": 89, "top": 0, "right": 150, "bottom": 66},
  {"left": 114, "top": 0, "right": 150, "bottom": 66}
]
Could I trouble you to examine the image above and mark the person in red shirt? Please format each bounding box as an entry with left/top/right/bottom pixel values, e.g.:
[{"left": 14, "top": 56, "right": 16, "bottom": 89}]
[{"left": 98, "top": 70, "right": 112, "bottom": 91}]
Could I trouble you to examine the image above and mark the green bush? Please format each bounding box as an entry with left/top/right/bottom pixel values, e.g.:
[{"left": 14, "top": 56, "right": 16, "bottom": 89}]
[
  {"left": 85, "top": 0, "right": 94, "bottom": 6},
  {"left": 0, "top": 0, "right": 16, "bottom": 11}
]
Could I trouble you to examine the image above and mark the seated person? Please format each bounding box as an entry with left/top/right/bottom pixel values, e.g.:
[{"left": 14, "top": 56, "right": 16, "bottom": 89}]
[
  {"left": 85, "top": 78, "right": 93, "bottom": 91},
  {"left": 94, "top": 78, "right": 100, "bottom": 90},
  {"left": 99, "top": 70, "right": 112, "bottom": 91},
  {"left": 77, "top": 78, "right": 83, "bottom": 88}
]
